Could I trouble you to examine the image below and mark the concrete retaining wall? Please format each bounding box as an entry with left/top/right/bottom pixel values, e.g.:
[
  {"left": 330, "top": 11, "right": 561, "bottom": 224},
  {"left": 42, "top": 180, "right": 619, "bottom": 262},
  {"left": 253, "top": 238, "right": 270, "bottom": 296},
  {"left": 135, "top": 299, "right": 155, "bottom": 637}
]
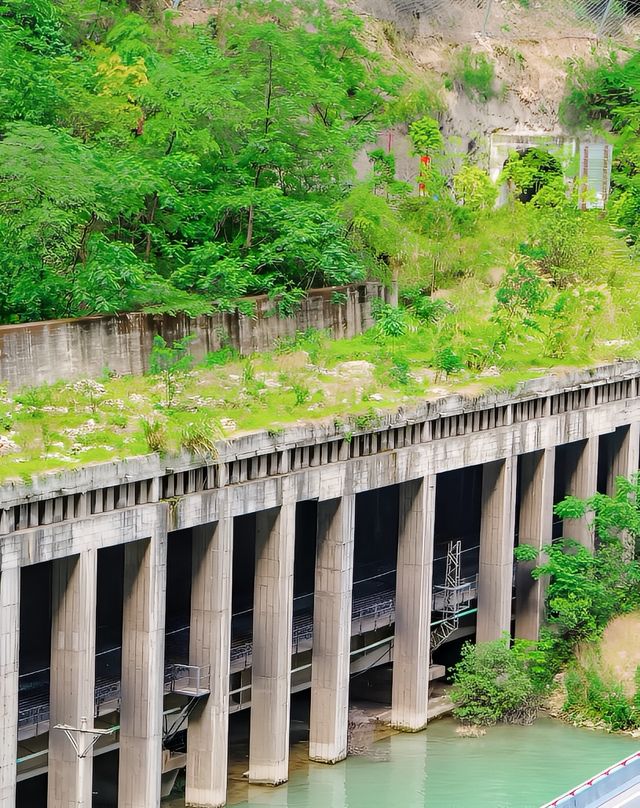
[{"left": 0, "top": 283, "right": 382, "bottom": 391}]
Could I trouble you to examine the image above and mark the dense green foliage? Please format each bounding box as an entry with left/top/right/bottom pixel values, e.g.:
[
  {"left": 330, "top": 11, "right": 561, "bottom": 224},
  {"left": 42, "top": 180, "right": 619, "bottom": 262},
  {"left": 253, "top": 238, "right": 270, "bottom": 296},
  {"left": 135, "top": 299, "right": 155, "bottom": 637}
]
[
  {"left": 515, "top": 476, "right": 640, "bottom": 730},
  {"left": 451, "top": 638, "right": 547, "bottom": 725},
  {"left": 446, "top": 46, "right": 497, "bottom": 102},
  {"left": 562, "top": 50, "right": 640, "bottom": 243},
  {"left": 0, "top": 0, "right": 404, "bottom": 323}
]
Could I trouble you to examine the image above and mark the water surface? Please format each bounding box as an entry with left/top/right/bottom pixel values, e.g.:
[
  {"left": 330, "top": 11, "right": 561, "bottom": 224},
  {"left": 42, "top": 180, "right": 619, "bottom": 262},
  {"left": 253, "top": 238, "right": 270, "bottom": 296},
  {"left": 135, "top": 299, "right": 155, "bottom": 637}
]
[{"left": 224, "top": 717, "right": 638, "bottom": 808}]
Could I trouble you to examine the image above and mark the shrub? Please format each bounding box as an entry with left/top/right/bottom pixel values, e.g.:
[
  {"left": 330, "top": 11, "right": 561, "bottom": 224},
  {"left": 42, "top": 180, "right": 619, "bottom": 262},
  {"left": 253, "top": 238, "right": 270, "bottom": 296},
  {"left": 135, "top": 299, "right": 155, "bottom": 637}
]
[
  {"left": 292, "top": 383, "right": 311, "bottom": 406},
  {"left": 149, "top": 334, "right": 194, "bottom": 407},
  {"left": 372, "top": 300, "right": 411, "bottom": 340},
  {"left": 203, "top": 346, "right": 239, "bottom": 366},
  {"left": 434, "top": 346, "right": 464, "bottom": 378},
  {"left": 451, "top": 639, "right": 539, "bottom": 726},
  {"left": 180, "top": 419, "right": 220, "bottom": 458},
  {"left": 402, "top": 288, "right": 450, "bottom": 323},
  {"left": 451, "top": 47, "right": 496, "bottom": 102},
  {"left": 563, "top": 664, "right": 638, "bottom": 731},
  {"left": 14, "top": 385, "right": 52, "bottom": 414},
  {"left": 142, "top": 417, "right": 168, "bottom": 454},
  {"left": 502, "top": 148, "right": 563, "bottom": 204},
  {"left": 408, "top": 116, "right": 443, "bottom": 156},
  {"left": 390, "top": 355, "right": 411, "bottom": 386},
  {"left": 452, "top": 166, "right": 498, "bottom": 211}
]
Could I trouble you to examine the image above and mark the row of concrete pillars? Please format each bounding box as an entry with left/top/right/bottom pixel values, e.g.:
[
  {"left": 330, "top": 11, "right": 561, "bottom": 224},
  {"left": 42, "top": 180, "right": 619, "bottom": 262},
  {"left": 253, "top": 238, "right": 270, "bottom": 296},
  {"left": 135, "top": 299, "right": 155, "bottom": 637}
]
[{"left": 2, "top": 424, "right": 638, "bottom": 808}]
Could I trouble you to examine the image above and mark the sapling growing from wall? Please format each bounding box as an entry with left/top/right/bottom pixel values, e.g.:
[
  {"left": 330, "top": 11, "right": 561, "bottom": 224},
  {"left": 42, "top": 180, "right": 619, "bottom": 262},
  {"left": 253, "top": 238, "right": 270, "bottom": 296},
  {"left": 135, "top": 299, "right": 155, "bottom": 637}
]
[{"left": 149, "top": 334, "right": 194, "bottom": 407}]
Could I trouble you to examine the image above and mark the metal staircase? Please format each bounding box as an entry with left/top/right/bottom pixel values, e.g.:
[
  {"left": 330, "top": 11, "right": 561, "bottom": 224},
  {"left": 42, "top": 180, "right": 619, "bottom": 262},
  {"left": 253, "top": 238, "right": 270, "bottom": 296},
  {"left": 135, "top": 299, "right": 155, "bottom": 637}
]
[{"left": 430, "top": 540, "right": 474, "bottom": 652}]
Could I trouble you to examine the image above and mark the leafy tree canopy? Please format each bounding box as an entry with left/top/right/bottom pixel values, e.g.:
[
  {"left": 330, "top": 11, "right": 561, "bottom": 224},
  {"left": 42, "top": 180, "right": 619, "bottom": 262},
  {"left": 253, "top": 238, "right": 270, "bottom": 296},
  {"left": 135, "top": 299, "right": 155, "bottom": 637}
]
[{"left": 0, "top": 0, "right": 401, "bottom": 323}]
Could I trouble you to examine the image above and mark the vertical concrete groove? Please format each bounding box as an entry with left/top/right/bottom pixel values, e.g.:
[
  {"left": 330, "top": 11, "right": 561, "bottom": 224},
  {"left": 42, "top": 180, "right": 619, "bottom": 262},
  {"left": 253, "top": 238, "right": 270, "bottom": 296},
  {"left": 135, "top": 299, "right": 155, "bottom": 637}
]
[
  {"left": 309, "top": 491, "right": 355, "bottom": 763},
  {"left": 606, "top": 423, "right": 640, "bottom": 494},
  {"left": 515, "top": 449, "right": 555, "bottom": 641},
  {"left": 563, "top": 436, "right": 599, "bottom": 550},
  {"left": 477, "top": 458, "right": 517, "bottom": 643},
  {"left": 391, "top": 475, "right": 436, "bottom": 731},
  {"left": 118, "top": 505, "right": 168, "bottom": 808},
  {"left": 605, "top": 423, "right": 640, "bottom": 559},
  {"left": 48, "top": 550, "right": 98, "bottom": 808},
  {"left": 186, "top": 495, "right": 233, "bottom": 808},
  {"left": 0, "top": 566, "right": 20, "bottom": 807},
  {"left": 248, "top": 500, "right": 296, "bottom": 785}
]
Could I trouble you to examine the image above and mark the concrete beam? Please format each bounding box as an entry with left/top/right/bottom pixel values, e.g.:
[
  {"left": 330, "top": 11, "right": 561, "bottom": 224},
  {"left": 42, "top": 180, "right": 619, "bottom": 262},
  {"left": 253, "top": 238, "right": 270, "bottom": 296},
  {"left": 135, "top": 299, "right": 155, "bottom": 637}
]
[
  {"left": 563, "top": 437, "right": 598, "bottom": 549},
  {"left": 185, "top": 506, "right": 233, "bottom": 808},
  {"left": 249, "top": 502, "right": 296, "bottom": 785},
  {"left": 48, "top": 552, "right": 98, "bottom": 808},
  {"left": 477, "top": 458, "right": 517, "bottom": 643},
  {"left": 391, "top": 476, "right": 436, "bottom": 731},
  {"left": 118, "top": 507, "right": 168, "bottom": 808},
  {"left": 309, "top": 493, "right": 355, "bottom": 762},
  {"left": 515, "top": 449, "right": 554, "bottom": 641},
  {"left": 0, "top": 566, "right": 19, "bottom": 806}
]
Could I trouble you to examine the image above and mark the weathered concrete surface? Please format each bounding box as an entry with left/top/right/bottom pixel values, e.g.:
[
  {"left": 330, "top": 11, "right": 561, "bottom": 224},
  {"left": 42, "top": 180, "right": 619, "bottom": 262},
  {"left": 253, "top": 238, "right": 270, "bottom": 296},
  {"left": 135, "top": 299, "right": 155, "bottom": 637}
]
[
  {"left": 477, "top": 457, "right": 517, "bottom": 643},
  {"left": 309, "top": 490, "right": 355, "bottom": 763},
  {"left": 186, "top": 499, "right": 233, "bottom": 808},
  {"left": 606, "top": 423, "right": 640, "bottom": 495},
  {"left": 1, "top": 360, "right": 637, "bottom": 512},
  {"left": 3, "top": 361, "right": 640, "bottom": 803},
  {"left": 0, "top": 283, "right": 382, "bottom": 390},
  {"left": 515, "top": 448, "right": 555, "bottom": 641},
  {"left": 249, "top": 500, "right": 296, "bottom": 786},
  {"left": 564, "top": 436, "right": 599, "bottom": 549},
  {"left": 118, "top": 509, "right": 168, "bottom": 808},
  {"left": 48, "top": 551, "right": 98, "bottom": 808},
  {"left": 0, "top": 566, "right": 19, "bottom": 806},
  {"left": 391, "top": 476, "right": 435, "bottom": 731}
]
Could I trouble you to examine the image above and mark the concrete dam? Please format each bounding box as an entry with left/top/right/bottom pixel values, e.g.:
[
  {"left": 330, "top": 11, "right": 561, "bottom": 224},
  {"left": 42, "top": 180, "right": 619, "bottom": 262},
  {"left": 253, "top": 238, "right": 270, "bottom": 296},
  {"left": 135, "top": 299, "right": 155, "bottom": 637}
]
[{"left": 2, "top": 360, "right": 640, "bottom": 807}]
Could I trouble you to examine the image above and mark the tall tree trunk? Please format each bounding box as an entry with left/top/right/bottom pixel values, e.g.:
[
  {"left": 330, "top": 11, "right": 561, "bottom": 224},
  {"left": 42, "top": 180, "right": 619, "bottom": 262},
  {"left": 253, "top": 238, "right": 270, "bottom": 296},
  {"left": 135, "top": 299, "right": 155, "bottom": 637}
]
[{"left": 245, "top": 46, "right": 274, "bottom": 250}]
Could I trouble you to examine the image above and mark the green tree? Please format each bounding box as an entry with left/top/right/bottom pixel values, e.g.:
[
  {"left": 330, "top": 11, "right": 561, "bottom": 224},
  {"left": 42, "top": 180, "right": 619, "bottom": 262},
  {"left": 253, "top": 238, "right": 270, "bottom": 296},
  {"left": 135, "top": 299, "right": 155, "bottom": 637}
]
[
  {"left": 451, "top": 638, "right": 540, "bottom": 725},
  {"left": 148, "top": 334, "right": 194, "bottom": 406},
  {"left": 452, "top": 165, "right": 497, "bottom": 211},
  {"left": 408, "top": 115, "right": 443, "bottom": 157}
]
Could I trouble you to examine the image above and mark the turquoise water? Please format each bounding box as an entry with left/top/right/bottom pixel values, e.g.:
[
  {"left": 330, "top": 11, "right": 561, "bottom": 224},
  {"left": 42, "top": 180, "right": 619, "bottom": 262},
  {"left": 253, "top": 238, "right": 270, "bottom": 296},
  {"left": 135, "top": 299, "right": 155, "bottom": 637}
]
[{"left": 229, "top": 718, "right": 639, "bottom": 808}]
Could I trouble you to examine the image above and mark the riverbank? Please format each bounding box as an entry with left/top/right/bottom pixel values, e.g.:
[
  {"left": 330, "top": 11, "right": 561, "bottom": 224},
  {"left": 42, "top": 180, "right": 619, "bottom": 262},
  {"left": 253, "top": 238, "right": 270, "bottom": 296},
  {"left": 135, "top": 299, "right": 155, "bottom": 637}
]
[{"left": 544, "top": 611, "right": 640, "bottom": 738}]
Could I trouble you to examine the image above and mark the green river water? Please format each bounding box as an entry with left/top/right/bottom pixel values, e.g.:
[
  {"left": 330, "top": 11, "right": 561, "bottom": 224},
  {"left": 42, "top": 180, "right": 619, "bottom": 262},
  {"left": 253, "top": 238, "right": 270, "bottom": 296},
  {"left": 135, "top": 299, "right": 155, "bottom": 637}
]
[{"left": 219, "top": 717, "right": 638, "bottom": 808}]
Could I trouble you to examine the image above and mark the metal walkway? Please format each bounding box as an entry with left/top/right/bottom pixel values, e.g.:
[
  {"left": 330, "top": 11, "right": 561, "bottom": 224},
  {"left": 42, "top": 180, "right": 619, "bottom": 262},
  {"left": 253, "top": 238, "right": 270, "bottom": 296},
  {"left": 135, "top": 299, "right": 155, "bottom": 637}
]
[{"left": 17, "top": 542, "right": 480, "bottom": 737}]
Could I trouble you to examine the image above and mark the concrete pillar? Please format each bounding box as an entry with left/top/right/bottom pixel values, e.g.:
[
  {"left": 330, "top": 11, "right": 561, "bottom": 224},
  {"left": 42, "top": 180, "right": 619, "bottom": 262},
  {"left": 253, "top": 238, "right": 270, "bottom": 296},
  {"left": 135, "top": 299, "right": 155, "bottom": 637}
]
[
  {"left": 185, "top": 510, "right": 233, "bottom": 808},
  {"left": 477, "top": 458, "right": 517, "bottom": 643},
  {"left": 391, "top": 476, "right": 436, "bottom": 731},
  {"left": 309, "top": 494, "right": 355, "bottom": 763},
  {"left": 515, "top": 449, "right": 554, "bottom": 641},
  {"left": 248, "top": 502, "right": 296, "bottom": 785},
  {"left": 118, "top": 508, "right": 168, "bottom": 808},
  {"left": 606, "top": 424, "right": 640, "bottom": 560},
  {"left": 606, "top": 423, "right": 640, "bottom": 495},
  {"left": 48, "top": 551, "right": 98, "bottom": 808},
  {"left": 564, "top": 437, "right": 598, "bottom": 550},
  {"left": 0, "top": 566, "right": 20, "bottom": 806}
]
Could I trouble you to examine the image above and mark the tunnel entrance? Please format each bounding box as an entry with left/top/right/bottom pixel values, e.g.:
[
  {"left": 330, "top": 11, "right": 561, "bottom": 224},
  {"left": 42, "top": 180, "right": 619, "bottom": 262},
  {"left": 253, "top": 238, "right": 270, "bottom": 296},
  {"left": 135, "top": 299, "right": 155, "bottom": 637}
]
[{"left": 503, "top": 147, "right": 564, "bottom": 203}]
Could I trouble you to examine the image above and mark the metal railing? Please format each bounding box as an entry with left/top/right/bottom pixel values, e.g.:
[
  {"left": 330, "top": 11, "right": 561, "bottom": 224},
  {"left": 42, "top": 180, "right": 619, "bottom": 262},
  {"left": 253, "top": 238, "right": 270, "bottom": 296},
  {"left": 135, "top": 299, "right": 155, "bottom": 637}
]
[
  {"left": 365, "top": 0, "right": 639, "bottom": 40},
  {"left": 17, "top": 546, "right": 482, "bottom": 732},
  {"left": 541, "top": 751, "right": 640, "bottom": 807}
]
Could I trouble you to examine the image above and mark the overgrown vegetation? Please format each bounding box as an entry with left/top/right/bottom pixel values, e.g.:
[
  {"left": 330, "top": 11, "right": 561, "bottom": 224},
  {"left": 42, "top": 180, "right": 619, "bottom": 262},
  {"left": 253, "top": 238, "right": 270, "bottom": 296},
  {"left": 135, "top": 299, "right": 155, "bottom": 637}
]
[
  {"left": 447, "top": 46, "right": 498, "bottom": 102},
  {"left": 0, "top": 0, "right": 406, "bottom": 323},
  {"left": 513, "top": 477, "right": 640, "bottom": 731},
  {"left": 451, "top": 638, "right": 546, "bottom": 725},
  {"left": 561, "top": 48, "right": 640, "bottom": 244},
  {"left": 452, "top": 477, "right": 640, "bottom": 730}
]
